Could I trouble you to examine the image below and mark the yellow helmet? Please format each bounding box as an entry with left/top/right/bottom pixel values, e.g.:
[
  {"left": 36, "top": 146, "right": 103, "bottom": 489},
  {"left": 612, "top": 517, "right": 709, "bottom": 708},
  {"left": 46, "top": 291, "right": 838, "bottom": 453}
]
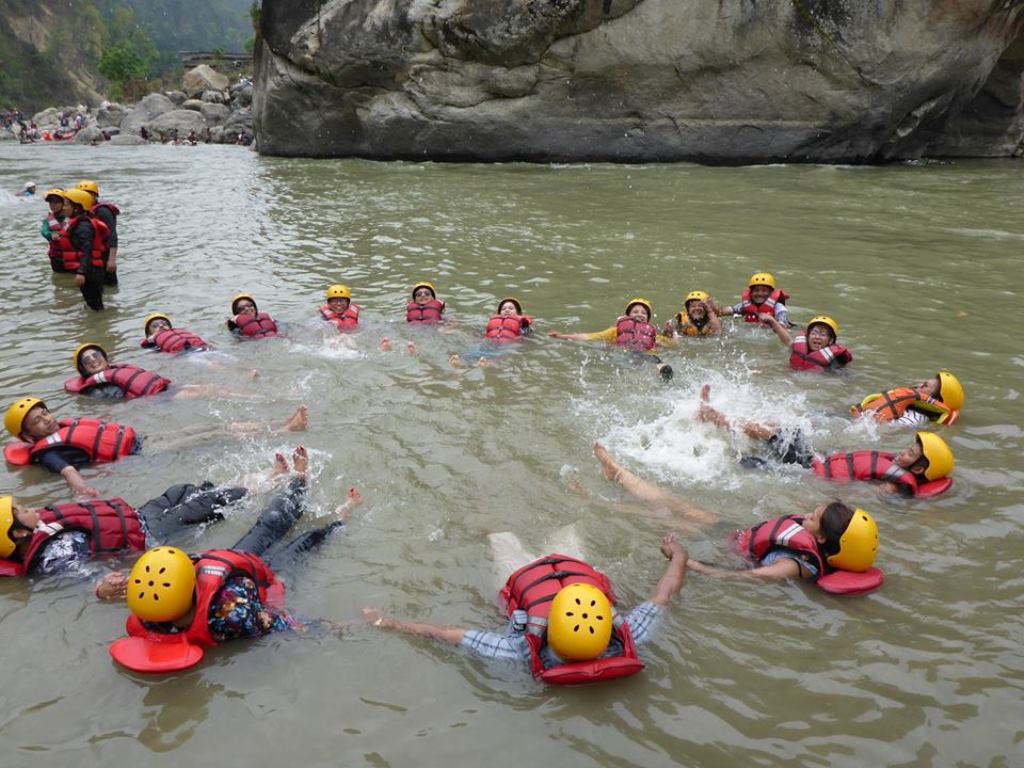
[
  {"left": 60, "top": 188, "right": 94, "bottom": 210},
  {"left": 546, "top": 583, "right": 613, "bottom": 661},
  {"left": 144, "top": 313, "right": 172, "bottom": 335},
  {"left": 625, "top": 298, "right": 653, "bottom": 319},
  {"left": 684, "top": 290, "right": 710, "bottom": 306},
  {"left": 77, "top": 180, "right": 100, "bottom": 196},
  {"left": 748, "top": 272, "right": 776, "bottom": 290},
  {"left": 231, "top": 293, "right": 258, "bottom": 315},
  {"left": 916, "top": 432, "right": 954, "bottom": 481},
  {"left": 498, "top": 297, "right": 523, "bottom": 314},
  {"left": 44, "top": 188, "right": 65, "bottom": 202},
  {"left": 127, "top": 546, "right": 196, "bottom": 623},
  {"left": 807, "top": 315, "right": 839, "bottom": 339},
  {"left": 412, "top": 282, "right": 436, "bottom": 299},
  {"left": 74, "top": 342, "right": 108, "bottom": 374},
  {"left": 826, "top": 508, "right": 878, "bottom": 572},
  {"left": 326, "top": 284, "right": 352, "bottom": 300},
  {"left": 0, "top": 496, "right": 15, "bottom": 559},
  {"left": 5, "top": 397, "right": 45, "bottom": 438},
  {"left": 936, "top": 371, "right": 964, "bottom": 411}
]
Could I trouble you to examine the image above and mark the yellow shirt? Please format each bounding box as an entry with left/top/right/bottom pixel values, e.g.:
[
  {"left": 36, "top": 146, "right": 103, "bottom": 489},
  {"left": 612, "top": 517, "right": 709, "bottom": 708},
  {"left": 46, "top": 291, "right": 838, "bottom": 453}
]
[{"left": 583, "top": 326, "right": 677, "bottom": 353}]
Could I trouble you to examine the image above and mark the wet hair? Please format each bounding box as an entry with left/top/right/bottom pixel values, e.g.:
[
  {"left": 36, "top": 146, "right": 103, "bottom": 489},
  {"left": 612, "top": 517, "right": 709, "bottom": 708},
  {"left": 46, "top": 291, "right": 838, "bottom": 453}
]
[{"left": 819, "top": 501, "right": 855, "bottom": 559}]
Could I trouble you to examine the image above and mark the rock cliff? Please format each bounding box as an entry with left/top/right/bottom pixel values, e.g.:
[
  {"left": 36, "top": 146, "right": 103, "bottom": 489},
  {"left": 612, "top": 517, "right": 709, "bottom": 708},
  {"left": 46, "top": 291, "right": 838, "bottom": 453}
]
[{"left": 253, "top": 0, "right": 1024, "bottom": 162}]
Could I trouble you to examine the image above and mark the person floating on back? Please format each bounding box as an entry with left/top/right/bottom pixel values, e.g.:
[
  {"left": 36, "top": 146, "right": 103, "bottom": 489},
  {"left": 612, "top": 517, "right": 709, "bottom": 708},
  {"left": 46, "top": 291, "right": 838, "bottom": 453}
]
[
  {"left": 851, "top": 371, "right": 963, "bottom": 426},
  {"left": 319, "top": 284, "right": 360, "bottom": 332},
  {"left": 227, "top": 293, "right": 279, "bottom": 339},
  {"left": 763, "top": 314, "right": 853, "bottom": 373}
]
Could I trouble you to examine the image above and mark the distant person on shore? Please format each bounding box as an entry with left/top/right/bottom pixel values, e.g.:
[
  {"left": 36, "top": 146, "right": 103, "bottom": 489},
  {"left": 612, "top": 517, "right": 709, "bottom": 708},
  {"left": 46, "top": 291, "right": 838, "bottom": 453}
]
[
  {"left": 717, "top": 272, "right": 791, "bottom": 326},
  {"left": 140, "top": 126, "right": 150, "bottom": 142},
  {"left": 18, "top": 181, "right": 36, "bottom": 199},
  {"left": 77, "top": 180, "right": 120, "bottom": 286},
  {"left": 548, "top": 298, "right": 676, "bottom": 380},
  {"left": 60, "top": 188, "right": 109, "bottom": 311},
  {"left": 851, "top": 371, "right": 964, "bottom": 427},
  {"left": 227, "top": 293, "right": 280, "bottom": 339},
  {"left": 40, "top": 188, "right": 68, "bottom": 271},
  {"left": 762, "top": 314, "right": 853, "bottom": 374},
  {"left": 662, "top": 290, "right": 722, "bottom": 338}
]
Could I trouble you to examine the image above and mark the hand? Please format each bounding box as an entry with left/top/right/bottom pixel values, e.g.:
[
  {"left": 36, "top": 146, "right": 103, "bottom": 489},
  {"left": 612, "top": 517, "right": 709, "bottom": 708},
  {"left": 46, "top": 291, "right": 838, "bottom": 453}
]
[
  {"left": 76, "top": 484, "right": 100, "bottom": 499},
  {"left": 362, "top": 607, "right": 386, "bottom": 627},
  {"left": 703, "top": 301, "right": 717, "bottom": 316},
  {"left": 660, "top": 532, "right": 686, "bottom": 561},
  {"left": 662, "top": 321, "right": 674, "bottom": 336},
  {"left": 106, "top": 259, "right": 116, "bottom": 272},
  {"left": 760, "top": 315, "right": 776, "bottom": 327},
  {"left": 74, "top": 274, "right": 85, "bottom": 288},
  {"left": 96, "top": 571, "right": 128, "bottom": 600}
]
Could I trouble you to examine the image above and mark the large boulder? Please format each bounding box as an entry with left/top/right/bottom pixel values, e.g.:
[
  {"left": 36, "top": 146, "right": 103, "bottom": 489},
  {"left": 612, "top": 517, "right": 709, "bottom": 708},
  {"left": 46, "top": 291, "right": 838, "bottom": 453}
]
[
  {"left": 200, "top": 102, "right": 231, "bottom": 125},
  {"left": 96, "top": 102, "right": 129, "bottom": 128},
  {"left": 165, "top": 90, "right": 188, "bottom": 106},
  {"left": 254, "top": 0, "right": 1024, "bottom": 162},
  {"left": 223, "top": 107, "right": 253, "bottom": 135},
  {"left": 183, "top": 65, "right": 230, "bottom": 98},
  {"left": 181, "top": 99, "right": 205, "bottom": 112},
  {"left": 121, "top": 93, "right": 177, "bottom": 135},
  {"left": 148, "top": 109, "right": 208, "bottom": 137},
  {"left": 73, "top": 126, "right": 105, "bottom": 144}
]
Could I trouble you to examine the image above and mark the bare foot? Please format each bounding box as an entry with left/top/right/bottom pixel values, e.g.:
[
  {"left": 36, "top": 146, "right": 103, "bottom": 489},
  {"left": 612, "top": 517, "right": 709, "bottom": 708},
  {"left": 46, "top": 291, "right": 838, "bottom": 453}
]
[
  {"left": 477, "top": 357, "right": 490, "bottom": 368},
  {"left": 380, "top": 337, "right": 392, "bottom": 352},
  {"left": 271, "top": 452, "right": 289, "bottom": 478},
  {"left": 406, "top": 341, "right": 417, "bottom": 354},
  {"left": 336, "top": 487, "right": 363, "bottom": 523},
  {"left": 593, "top": 442, "right": 622, "bottom": 483},
  {"left": 449, "top": 354, "right": 462, "bottom": 368},
  {"left": 700, "top": 383, "right": 711, "bottom": 402},
  {"left": 292, "top": 445, "right": 308, "bottom": 476},
  {"left": 249, "top": 369, "right": 259, "bottom": 380},
  {"left": 285, "top": 405, "right": 308, "bottom": 432}
]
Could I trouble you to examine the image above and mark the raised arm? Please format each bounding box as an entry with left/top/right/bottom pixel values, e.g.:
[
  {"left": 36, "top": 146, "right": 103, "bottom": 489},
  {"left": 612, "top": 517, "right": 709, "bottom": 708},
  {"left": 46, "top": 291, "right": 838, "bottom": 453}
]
[
  {"left": 761, "top": 315, "right": 793, "bottom": 346},
  {"left": 648, "top": 533, "right": 689, "bottom": 606},
  {"left": 687, "top": 557, "right": 803, "bottom": 582}
]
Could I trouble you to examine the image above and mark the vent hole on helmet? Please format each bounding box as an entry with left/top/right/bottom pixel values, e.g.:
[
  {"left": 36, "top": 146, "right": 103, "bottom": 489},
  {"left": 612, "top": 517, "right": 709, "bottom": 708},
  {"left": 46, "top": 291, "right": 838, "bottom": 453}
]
[
  {"left": 153, "top": 594, "right": 160, "bottom": 601},
  {"left": 159, "top": 567, "right": 166, "bottom": 574},
  {"left": 588, "top": 627, "right": 595, "bottom": 634},
  {"left": 148, "top": 580, "right": 154, "bottom": 587},
  {"left": 581, "top": 612, "right": 589, "bottom": 619},
  {"left": 573, "top": 624, "right": 580, "bottom": 632},
  {"left": 565, "top": 610, "right": 575, "bottom": 617},
  {"left": 162, "top": 582, "right": 171, "bottom": 588}
]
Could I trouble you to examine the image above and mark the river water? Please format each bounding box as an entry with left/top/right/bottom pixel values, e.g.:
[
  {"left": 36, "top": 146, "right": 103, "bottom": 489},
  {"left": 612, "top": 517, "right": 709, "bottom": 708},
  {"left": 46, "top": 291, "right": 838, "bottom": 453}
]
[{"left": 0, "top": 144, "right": 1022, "bottom": 767}]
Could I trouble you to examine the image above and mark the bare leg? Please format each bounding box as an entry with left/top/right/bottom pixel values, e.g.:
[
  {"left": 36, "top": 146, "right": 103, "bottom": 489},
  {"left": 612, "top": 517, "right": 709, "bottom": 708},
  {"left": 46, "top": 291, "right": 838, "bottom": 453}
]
[
  {"left": 334, "top": 487, "right": 363, "bottom": 523},
  {"left": 697, "top": 384, "right": 778, "bottom": 441},
  {"left": 173, "top": 383, "right": 256, "bottom": 400},
  {"left": 593, "top": 442, "right": 719, "bottom": 527},
  {"left": 406, "top": 341, "right": 417, "bottom": 354},
  {"left": 285, "top": 405, "right": 308, "bottom": 432}
]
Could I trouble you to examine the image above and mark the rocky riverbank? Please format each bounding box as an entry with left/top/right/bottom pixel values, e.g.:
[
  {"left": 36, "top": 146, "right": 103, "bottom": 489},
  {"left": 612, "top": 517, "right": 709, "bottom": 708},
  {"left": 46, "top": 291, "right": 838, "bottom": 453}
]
[{"left": 2, "top": 65, "right": 254, "bottom": 147}]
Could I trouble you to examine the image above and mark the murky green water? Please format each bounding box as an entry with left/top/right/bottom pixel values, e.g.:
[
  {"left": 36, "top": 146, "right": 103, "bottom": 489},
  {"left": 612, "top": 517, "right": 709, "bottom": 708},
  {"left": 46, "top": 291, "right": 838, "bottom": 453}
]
[{"left": 1, "top": 145, "right": 1022, "bottom": 768}]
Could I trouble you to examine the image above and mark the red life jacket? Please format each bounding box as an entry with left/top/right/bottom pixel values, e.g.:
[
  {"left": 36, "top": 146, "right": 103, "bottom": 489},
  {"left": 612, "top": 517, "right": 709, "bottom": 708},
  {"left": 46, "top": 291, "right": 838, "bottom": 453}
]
[
  {"left": 142, "top": 328, "right": 209, "bottom": 354},
  {"left": 736, "top": 514, "right": 825, "bottom": 569},
  {"left": 484, "top": 314, "right": 531, "bottom": 342},
  {"left": 499, "top": 554, "right": 644, "bottom": 685},
  {"left": 61, "top": 215, "right": 110, "bottom": 270},
  {"left": 45, "top": 211, "right": 66, "bottom": 264},
  {"left": 92, "top": 201, "right": 120, "bottom": 219},
  {"left": 231, "top": 312, "right": 279, "bottom": 338},
  {"left": 406, "top": 299, "right": 445, "bottom": 324},
  {"left": 319, "top": 303, "right": 360, "bottom": 332},
  {"left": 673, "top": 313, "right": 712, "bottom": 337},
  {"left": 3, "top": 418, "right": 138, "bottom": 467},
  {"left": 0, "top": 499, "right": 144, "bottom": 577},
  {"left": 64, "top": 364, "right": 171, "bottom": 400},
  {"left": 810, "top": 450, "right": 951, "bottom": 497},
  {"left": 124, "top": 549, "right": 284, "bottom": 648},
  {"left": 788, "top": 335, "right": 853, "bottom": 372},
  {"left": 734, "top": 515, "right": 884, "bottom": 596},
  {"left": 851, "top": 388, "right": 957, "bottom": 425},
  {"left": 739, "top": 288, "right": 789, "bottom": 323},
  {"left": 614, "top": 316, "right": 657, "bottom": 351}
]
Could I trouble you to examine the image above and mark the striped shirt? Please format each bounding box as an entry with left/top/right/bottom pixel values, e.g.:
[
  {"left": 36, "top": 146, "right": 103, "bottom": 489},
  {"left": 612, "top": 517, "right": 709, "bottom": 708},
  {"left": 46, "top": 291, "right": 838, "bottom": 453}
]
[{"left": 461, "top": 601, "right": 662, "bottom": 665}]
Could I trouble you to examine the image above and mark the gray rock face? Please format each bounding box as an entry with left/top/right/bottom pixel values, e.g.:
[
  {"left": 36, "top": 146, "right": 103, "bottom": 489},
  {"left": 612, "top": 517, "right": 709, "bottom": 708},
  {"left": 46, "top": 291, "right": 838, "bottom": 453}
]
[
  {"left": 96, "top": 102, "right": 129, "bottom": 128},
  {"left": 199, "top": 102, "right": 231, "bottom": 125},
  {"left": 73, "top": 125, "right": 104, "bottom": 144},
  {"left": 254, "top": 0, "right": 1024, "bottom": 162},
  {"left": 181, "top": 99, "right": 205, "bottom": 112},
  {"left": 148, "top": 109, "right": 208, "bottom": 137},
  {"left": 183, "top": 65, "right": 230, "bottom": 97},
  {"left": 121, "top": 93, "right": 177, "bottom": 135},
  {"left": 165, "top": 90, "right": 188, "bottom": 106},
  {"left": 108, "top": 133, "right": 148, "bottom": 146}
]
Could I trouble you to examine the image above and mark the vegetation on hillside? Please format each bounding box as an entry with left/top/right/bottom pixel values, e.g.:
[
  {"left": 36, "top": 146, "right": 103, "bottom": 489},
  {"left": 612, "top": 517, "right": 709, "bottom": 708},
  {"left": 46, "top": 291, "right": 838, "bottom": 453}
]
[{"left": 0, "top": 0, "right": 256, "bottom": 113}]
